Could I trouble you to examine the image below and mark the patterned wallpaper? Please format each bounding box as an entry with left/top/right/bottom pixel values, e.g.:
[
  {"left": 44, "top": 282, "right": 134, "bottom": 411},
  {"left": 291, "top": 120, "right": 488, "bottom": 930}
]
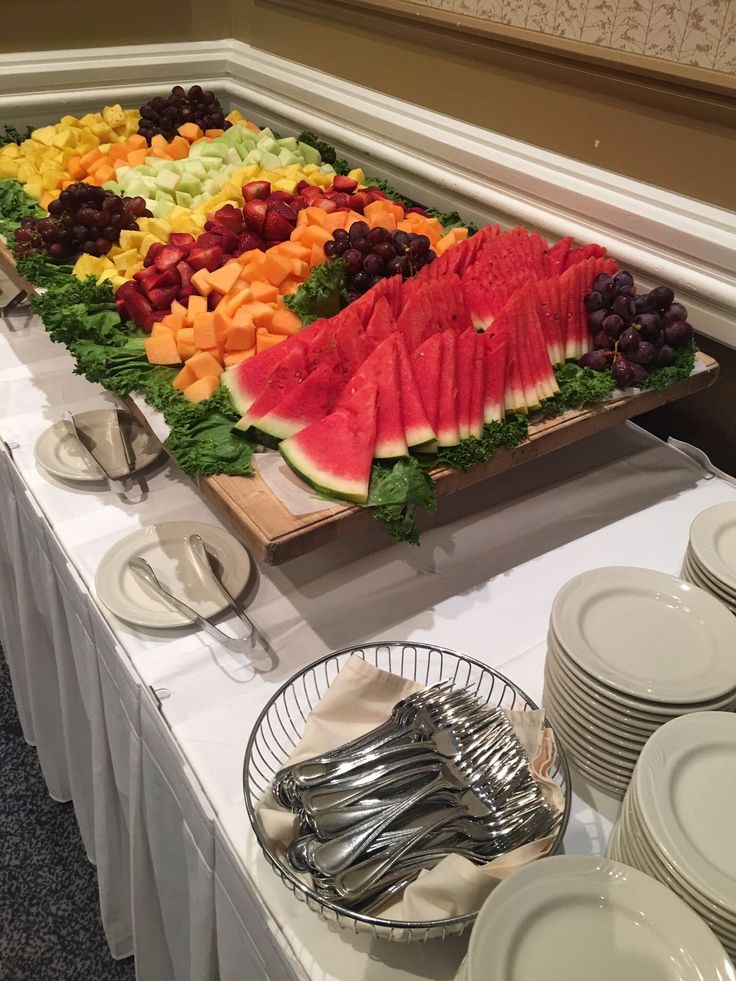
[{"left": 410, "top": 0, "right": 736, "bottom": 74}]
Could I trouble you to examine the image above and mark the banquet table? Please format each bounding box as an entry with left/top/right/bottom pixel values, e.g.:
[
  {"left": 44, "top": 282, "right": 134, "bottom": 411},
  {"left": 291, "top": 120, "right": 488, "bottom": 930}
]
[{"left": 2, "top": 305, "right": 736, "bottom": 981}]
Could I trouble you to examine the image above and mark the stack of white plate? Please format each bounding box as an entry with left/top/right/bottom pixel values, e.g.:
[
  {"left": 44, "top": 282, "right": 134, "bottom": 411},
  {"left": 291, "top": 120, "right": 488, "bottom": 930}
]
[
  {"left": 543, "top": 566, "right": 736, "bottom": 798},
  {"left": 459, "top": 855, "right": 734, "bottom": 980},
  {"left": 608, "top": 712, "right": 736, "bottom": 964},
  {"left": 682, "top": 503, "right": 736, "bottom": 614}
]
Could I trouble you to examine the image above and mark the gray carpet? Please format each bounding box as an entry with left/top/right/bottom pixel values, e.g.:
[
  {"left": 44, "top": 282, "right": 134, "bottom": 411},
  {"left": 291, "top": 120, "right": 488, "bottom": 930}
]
[{"left": 0, "top": 651, "right": 136, "bottom": 981}]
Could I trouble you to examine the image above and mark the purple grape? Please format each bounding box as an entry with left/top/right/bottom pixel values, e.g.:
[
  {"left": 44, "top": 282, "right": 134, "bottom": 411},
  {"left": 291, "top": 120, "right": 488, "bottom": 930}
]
[
  {"left": 368, "top": 227, "right": 389, "bottom": 245},
  {"left": 651, "top": 286, "right": 675, "bottom": 310},
  {"left": 630, "top": 341, "right": 655, "bottom": 365},
  {"left": 602, "top": 314, "right": 624, "bottom": 338},
  {"left": 344, "top": 248, "right": 363, "bottom": 272},
  {"left": 48, "top": 242, "right": 68, "bottom": 260},
  {"left": 324, "top": 240, "right": 339, "bottom": 258},
  {"left": 14, "top": 228, "right": 33, "bottom": 244},
  {"left": 662, "top": 302, "right": 688, "bottom": 326},
  {"left": 363, "top": 253, "right": 384, "bottom": 276},
  {"left": 348, "top": 221, "right": 369, "bottom": 243},
  {"left": 351, "top": 270, "right": 371, "bottom": 292},
  {"left": 424, "top": 251, "right": 436, "bottom": 264},
  {"left": 634, "top": 313, "right": 662, "bottom": 338},
  {"left": 634, "top": 293, "right": 656, "bottom": 314},
  {"left": 664, "top": 320, "right": 694, "bottom": 347},
  {"left": 593, "top": 273, "right": 615, "bottom": 304},
  {"left": 579, "top": 350, "right": 611, "bottom": 372},
  {"left": 584, "top": 291, "right": 606, "bottom": 313},
  {"left": 611, "top": 356, "right": 635, "bottom": 387},
  {"left": 630, "top": 362, "right": 648, "bottom": 385},
  {"left": 654, "top": 344, "right": 676, "bottom": 367},
  {"left": 392, "top": 231, "right": 411, "bottom": 252},
  {"left": 373, "top": 242, "right": 397, "bottom": 262},
  {"left": 587, "top": 309, "right": 608, "bottom": 332},
  {"left": 592, "top": 329, "right": 615, "bottom": 350},
  {"left": 410, "top": 234, "right": 430, "bottom": 256},
  {"left": 47, "top": 199, "right": 63, "bottom": 217},
  {"left": 614, "top": 285, "right": 635, "bottom": 299},
  {"left": 613, "top": 270, "right": 634, "bottom": 291},
  {"left": 333, "top": 228, "right": 349, "bottom": 243},
  {"left": 386, "top": 255, "right": 409, "bottom": 277},
  {"left": 612, "top": 294, "right": 636, "bottom": 322},
  {"left": 619, "top": 327, "right": 640, "bottom": 353}
]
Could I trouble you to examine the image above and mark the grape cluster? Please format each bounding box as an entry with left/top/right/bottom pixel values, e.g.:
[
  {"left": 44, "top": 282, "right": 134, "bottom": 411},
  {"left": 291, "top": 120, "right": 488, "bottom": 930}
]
[
  {"left": 14, "top": 183, "right": 151, "bottom": 260},
  {"left": 580, "top": 270, "right": 694, "bottom": 387},
  {"left": 324, "top": 221, "right": 436, "bottom": 301},
  {"left": 137, "top": 84, "right": 230, "bottom": 143}
]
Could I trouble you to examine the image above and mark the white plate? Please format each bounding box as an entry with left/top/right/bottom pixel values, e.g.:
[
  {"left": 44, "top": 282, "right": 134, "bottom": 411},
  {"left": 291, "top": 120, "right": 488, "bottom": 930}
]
[
  {"left": 635, "top": 712, "right": 736, "bottom": 916},
  {"left": 543, "top": 697, "right": 636, "bottom": 781},
  {"left": 466, "top": 855, "right": 734, "bottom": 981},
  {"left": 35, "top": 410, "right": 163, "bottom": 482},
  {"left": 690, "top": 504, "right": 736, "bottom": 596},
  {"left": 95, "top": 521, "right": 251, "bottom": 629},
  {"left": 551, "top": 567, "right": 736, "bottom": 704},
  {"left": 684, "top": 550, "right": 736, "bottom": 610}
]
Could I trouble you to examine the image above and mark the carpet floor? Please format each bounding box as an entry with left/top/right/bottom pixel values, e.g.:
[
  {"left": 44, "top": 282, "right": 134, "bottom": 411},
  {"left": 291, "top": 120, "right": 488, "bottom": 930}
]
[{"left": 0, "top": 652, "right": 136, "bottom": 981}]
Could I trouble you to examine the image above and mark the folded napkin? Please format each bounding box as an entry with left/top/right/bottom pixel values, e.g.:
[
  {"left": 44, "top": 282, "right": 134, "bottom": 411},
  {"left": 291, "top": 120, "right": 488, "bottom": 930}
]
[{"left": 258, "top": 656, "right": 564, "bottom": 922}]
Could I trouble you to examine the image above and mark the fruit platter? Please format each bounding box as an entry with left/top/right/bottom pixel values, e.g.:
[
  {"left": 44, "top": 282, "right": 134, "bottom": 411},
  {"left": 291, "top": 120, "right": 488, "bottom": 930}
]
[{"left": 0, "top": 88, "right": 717, "bottom": 563}]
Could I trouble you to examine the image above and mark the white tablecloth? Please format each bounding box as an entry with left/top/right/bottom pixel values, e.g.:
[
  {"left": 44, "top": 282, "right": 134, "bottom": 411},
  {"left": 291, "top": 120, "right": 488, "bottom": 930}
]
[{"left": 2, "top": 310, "right": 735, "bottom": 981}]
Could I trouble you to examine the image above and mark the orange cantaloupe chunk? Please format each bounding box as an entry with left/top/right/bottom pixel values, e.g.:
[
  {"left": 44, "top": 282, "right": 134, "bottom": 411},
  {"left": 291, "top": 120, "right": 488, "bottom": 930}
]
[
  {"left": 192, "top": 311, "right": 217, "bottom": 349},
  {"left": 207, "top": 262, "right": 242, "bottom": 295},
  {"left": 278, "top": 242, "right": 310, "bottom": 261},
  {"left": 256, "top": 332, "right": 287, "bottom": 354},
  {"left": 188, "top": 350, "right": 224, "bottom": 380},
  {"left": 262, "top": 252, "right": 293, "bottom": 286},
  {"left": 172, "top": 364, "right": 197, "bottom": 391},
  {"left": 201, "top": 345, "right": 225, "bottom": 364},
  {"left": 213, "top": 309, "right": 233, "bottom": 340},
  {"left": 232, "top": 307, "right": 255, "bottom": 327},
  {"left": 151, "top": 323, "right": 174, "bottom": 339},
  {"left": 183, "top": 375, "right": 220, "bottom": 403},
  {"left": 223, "top": 287, "right": 253, "bottom": 317},
  {"left": 186, "top": 294, "right": 208, "bottom": 325},
  {"left": 170, "top": 299, "right": 187, "bottom": 320},
  {"left": 109, "top": 144, "right": 129, "bottom": 162},
  {"left": 151, "top": 134, "right": 168, "bottom": 150},
  {"left": 270, "top": 309, "right": 302, "bottom": 336},
  {"left": 238, "top": 261, "right": 266, "bottom": 283},
  {"left": 67, "top": 156, "right": 85, "bottom": 180},
  {"left": 296, "top": 211, "right": 310, "bottom": 228},
  {"left": 166, "top": 137, "right": 190, "bottom": 160},
  {"left": 303, "top": 207, "right": 328, "bottom": 227},
  {"left": 249, "top": 281, "right": 279, "bottom": 304},
  {"left": 144, "top": 334, "right": 181, "bottom": 365},
  {"left": 191, "top": 268, "right": 213, "bottom": 296},
  {"left": 161, "top": 312, "right": 185, "bottom": 331},
  {"left": 301, "top": 225, "right": 333, "bottom": 248},
  {"left": 127, "top": 133, "right": 147, "bottom": 150},
  {"left": 223, "top": 350, "right": 254, "bottom": 366},
  {"left": 290, "top": 225, "right": 307, "bottom": 241},
  {"left": 225, "top": 322, "right": 256, "bottom": 351},
  {"left": 79, "top": 148, "right": 102, "bottom": 170},
  {"left": 236, "top": 248, "right": 265, "bottom": 267},
  {"left": 323, "top": 213, "right": 350, "bottom": 232},
  {"left": 176, "top": 327, "right": 197, "bottom": 360},
  {"left": 278, "top": 278, "right": 301, "bottom": 295},
  {"left": 290, "top": 259, "right": 310, "bottom": 279},
  {"left": 242, "top": 301, "right": 274, "bottom": 329},
  {"left": 310, "top": 244, "right": 326, "bottom": 266},
  {"left": 39, "top": 192, "right": 54, "bottom": 210},
  {"left": 205, "top": 128, "right": 225, "bottom": 139},
  {"left": 95, "top": 164, "right": 115, "bottom": 184},
  {"left": 177, "top": 123, "right": 204, "bottom": 142},
  {"left": 126, "top": 148, "right": 148, "bottom": 168}
]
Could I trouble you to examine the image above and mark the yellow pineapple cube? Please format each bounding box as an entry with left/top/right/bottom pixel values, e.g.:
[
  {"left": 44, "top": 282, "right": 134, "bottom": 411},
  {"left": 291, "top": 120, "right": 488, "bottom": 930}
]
[
  {"left": 102, "top": 105, "right": 126, "bottom": 129},
  {"left": 118, "top": 229, "right": 144, "bottom": 250}
]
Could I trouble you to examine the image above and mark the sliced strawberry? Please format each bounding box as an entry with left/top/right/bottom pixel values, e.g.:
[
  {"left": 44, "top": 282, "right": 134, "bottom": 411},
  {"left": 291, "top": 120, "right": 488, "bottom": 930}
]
[
  {"left": 213, "top": 204, "right": 244, "bottom": 234},
  {"left": 143, "top": 266, "right": 180, "bottom": 294},
  {"left": 134, "top": 265, "right": 159, "bottom": 283},
  {"left": 154, "top": 244, "right": 189, "bottom": 271},
  {"left": 235, "top": 231, "right": 265, "bottom": 254},
  {"left": 187, "top": 245, "right": 224, "bottom": 272},
  {"left": 364, "top": 188, "right": 388, "bottom": 203},
  {"left": 300, "top": 185, "right": 324, "bottom": 200},
  {"left": 123, "top": 290, "right": 154, "bottom": 329},
  {"left": 217, "top": 228, "right": 240, "bottom": 254},
  {"left": 328, "top": 192, "right": 351, "bottom": 209},
  {"left": 168, "top": 232, "right": 195, "bottom": 249},
  {"left": 148, "top": 285, "right": 180, "bottom": 310},
  {"left": 262, "top": 210, "right": 295, "bottom": 242},
  {"left": 348, "top": 192, "right": 369, "bottom": 212},
  {"left": 316, "top": 197, "right": 338, "bottom": 213},
  {"left": 178, "top": 285, "right": 197, "bottom": 300},
  {"left": 243, "top": 199, "right": 268, "bottom": 235},
  {"left": 266, "top": 190, "right": 293, "bottom": 204},
  {"left": 268, "top": 200, "right": 297, "bottom": 223},
  {"left": 296, "top": 180, "right": 311, "bottom": 194},
  {"left": 176, "top": 261, "right": 194, "bottom": 290},
  {"left": 406, "top": 206, "right": 428, "bottom": 217},
  {"left": 116, "top": 280, "right": 140, "bottom": 303},
  {"left": 331, "top": 175, "right": 358, "bottom": 194},
  {"left": 242, "top": 180, "right": 271, "bottom": 202},
  {"left": 143, "top": 241, "right": 165, "bottom": 267},
  {"left": 195, "top": 232, "right": 223, "bottom": 248}
]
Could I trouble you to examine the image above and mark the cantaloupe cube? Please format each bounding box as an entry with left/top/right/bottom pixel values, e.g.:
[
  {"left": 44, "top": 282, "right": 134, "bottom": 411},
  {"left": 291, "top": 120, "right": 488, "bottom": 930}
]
[
  {"left": 225, "top": 322, "right": 256, "bottom": 351},
  {"left": 207, "top": 261, "right": 242, "bottom": 295},
  {"left": 303, "top": 207, "right": 328, "bottom": 227},
  {"left": 301, "top": 225, "right": 333, "bottom": 248},
  {"left": 186, "top": 294, "right": 209, "bottom": 325},
  {"left": 178, "top": 123, "right": 204, "bottom": 142},
  {"left": 278, "top": 242, "right": 310, "bottom": 261},
  {"left": 193, "top": 311, "right": 217, "bottom": 349},
  {"left": 245, "top": 301, "right": 274, "bottom": 329},
  {"left": 188, "top": 350, "right": 223, "bottom": 379},
  {"left": 191, "top": 268, "right": 213, "bottom": 296},
  {"left": 144, "top": 334, "right": 181, "bottom": 365},
  {"left": 290, "top": 259, "right": 310, "bottom": 279},
  {"left": 223, "top": 351, "right": 254, "bottom": 366},
  {"left": 219, "top": 286, "right": 251, "bottom": 317},
  {"left": 323, "top": 213, "right": 350, "bottom": 232},
  {"left": 310, "top": 244, "right": 326, "bottom": 266},
  {"left": 167, "top": 137, "right": 189, "bottom": 160},
  {"left": 79, "top": 147, "right": 102, "bottom": 170},
  {"left": 176, "top": 327, "right": 197, "bottom": 360},
  {"left": 232, "top": 307, "right": 255, "bottom": 328},
  {"left": 183, "top": 375, "right": 220, "bottom": 403},
  {"left": 290, "top": 224, "right": 307, "bottom": 242},
  {"left": 201, "top": 346, "right": 225, "bottom": 365},
  {"left": 126, "top": 148, "right": 148, "bottom": 168},
  {"left": 270, "top": 309, "right": 302, "bottom": 336},
  {"left": 262, "top": 252, "right": 293, "bottom": 287},
  {"left": 172, "top": 364, "right": 197, "bottom": 391},
  {"left": 161, "top": 312, "right": 185, "bottom": 331},
  {"left": 239, "top": 261, "right": 266, "bottom": 283},
  {"left": 213, "top": 309, "right": 233, "bottom": 340},
  {"left": 278, "top": 278, "right": 301, "bottom": 296},
  {"left": 171, "top": 299, "right": 187, "bottom": 320},
  {"left": 151, "top": 323, "right": 174, "bottom": 339},
  {"left": 67, "top": 155, "right": 85, "bottom": 179},
  {"left": 250, "top": 281, "right": 279, "bottom": 304},
  {"left": 127, "top": 133, "right": 147, "bottom": 150},
  {"left": 151, "top": 134, "right": 168, "bottom": 150},
  {"left": 256, "top": 332, "right": 287, "bottom": 354}
]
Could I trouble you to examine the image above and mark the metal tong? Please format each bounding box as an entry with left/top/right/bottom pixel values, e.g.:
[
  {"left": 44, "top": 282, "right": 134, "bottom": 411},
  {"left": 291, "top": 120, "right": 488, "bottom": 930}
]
[{"left": 64, "top": 408, "right": 143, "bottom": 503}]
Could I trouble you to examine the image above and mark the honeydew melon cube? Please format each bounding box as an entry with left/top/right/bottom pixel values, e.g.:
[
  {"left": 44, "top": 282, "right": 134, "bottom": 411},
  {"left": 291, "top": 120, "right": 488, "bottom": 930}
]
[
  {"left": 258, "top": 128, "right": 274, "bottom": 141},
  {"left": 187, "top": 143, "right": 206, "bottom": 158},
  {"left": 178, "top": 174, "right": 201, "bottom": 197},
  {"left": 202, "top": 179, "right": 220, "bottom": 196},
  {"left": 103, "top": 182, "right": 123, "bottom": 194},
  {"left": 154, "top": 190, "right": 175, "bottom": 206},
  {"left": 136, "top": 165, "right": 155, "bottom": 176},
  {"left": 147, "top": 200, "right": 164, "bottom": 218},
  {"left": 297, "top": 142, "right": 321, "bottom": 166},
  {"left": 260, "top": 150, "right": 283, "bottom": 171},
  {"left": 226, "top": 147, "right": 242, "bottom": 166},
  {"left": 156, "top": 169, "right": 181, "bottom": 192},
  {"left": 278, "top": 149, "right": 299, "bottom": 167},
  {"left": 124, "top": 177, "right": 148, "bottom": 198},
  {"left": 246, "top": 149, "right": 262, "bottom": 164},
  {"left": 200, "top": 144, "right": 229, "bottom": 160},
  {"left": 146, "top": 158, "right": 167, "bottom": 172},
  {"left": 182, "top": 160, "right": 206, "bottom": 178},
  {"left": 200, "top": 157, "right": 223, "bottom": 172},
  {"left": 175, "top": 190, "right": 193, "bottom": 208},
  {"left": 278, "top": 137, "right": 298, "bottom": 151},
  {"left": 320, "top": 163, "right": 335, "bottom": 174},
  {"left": 115, "top": 165, "right": 131, "bottom": 181}
]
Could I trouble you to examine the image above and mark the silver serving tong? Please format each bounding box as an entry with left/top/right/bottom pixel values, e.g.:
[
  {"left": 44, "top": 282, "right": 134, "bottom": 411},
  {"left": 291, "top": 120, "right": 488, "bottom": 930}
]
[
  {"left": 187, "top": 533, "right": 255, "bottom": 644},
  {"left": 128, "top": 556, "right": 253, "bottom": 653},
  {"left": 63, "top": 409, "right": 143, "bottom": 503}
]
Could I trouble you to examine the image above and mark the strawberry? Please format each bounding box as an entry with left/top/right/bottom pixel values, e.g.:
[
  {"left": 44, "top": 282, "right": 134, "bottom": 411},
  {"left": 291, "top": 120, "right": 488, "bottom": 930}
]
[
  {"left": 243, "top": 199, "right": 268, "bottom": 235},
  {"left": 316, "top": 197, "right": 338, "bottom": 213},
  {"left": 123, "top": 289, "right": 154, "bottom": 329},
  {"left": 406, "top": 206, "right": 429, "bottom": 217},
  {"left": 154, "top": 244, "right": 189, "bottom": 271},
  {"left": 148, "top": 285, "right": 180, "bottom": 310},
  {"left": 178, "top": 285, "right": 197, "bottom": 300},
  {"left": 143, "top": 266, "right": 180, "bottom": 294},
  {"left": 176, "top": 261, "right": 194, "bottom": 290},
  {"left": 242, "top": 180, "right": 271, "bottom": 202},
  {"left": 262, "top": 210, "right": 295, "bottom": 242},
  {"left": 143, "top": 241, "right": 165, "bottom": 267},
  {"left": 195, "top": 232, "right": 224, "bottom": 248},
  {"left": 213, "top": 204, "right": 244, "bottom": 234},
  {"left": 296, "top": 180, "right": 311, "bottom": 194},
  {"left": 300, "top": 185, "right": 323, "bottom": 201},
  {"left": 187, "top": 245, "right": 224, "bottom": 272},
  {"left": 348, "top": 192, "right": 370, "bottom": 212},
  {"left": 116, "top": 280, "right": 140, "bottom": 303},
  {"left": 168, "top": 232, "right": 195, "bottom": 249},
  {"left": 328, "top": 192, "right": 350, "bottom": 209},
  {"left": 331, "top": 175, "right": 358, "bottom": 194},
  {"left": 266, "top": 190, "right": 293, "bottom": 204},
  {"left": 217, "top": 228, "right": 240, "bottom": 254},
  {"left": 207, "top": 290, "right": 225, "bottom": 311},
  {"left": 268, "top": 200, "right": 297, "bottom": 223},
  {"left": 144, "top": 310, "right": 170, "bottom": 331},
  {"left": 133, "top": 265, "right": 159, "bottom": 283},
  {"left": 235, "top": 231, "right": 265, "bottom": 254}
]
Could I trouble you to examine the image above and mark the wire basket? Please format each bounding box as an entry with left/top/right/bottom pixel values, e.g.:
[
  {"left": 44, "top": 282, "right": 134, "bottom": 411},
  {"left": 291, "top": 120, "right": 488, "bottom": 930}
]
[{"left": 243, "top": 642, "right": 571, "bottom": 942}]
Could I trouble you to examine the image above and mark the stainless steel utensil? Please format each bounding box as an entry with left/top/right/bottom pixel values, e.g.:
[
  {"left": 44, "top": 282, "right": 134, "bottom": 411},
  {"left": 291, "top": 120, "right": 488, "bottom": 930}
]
[
  {"left": 64, "top": 410, "right": 141, "bottom": 502},
  {"left": 187, "top": 533, "right": 254, "bottom": 643},
  {"left": 114, "top": 404, "right": 136, "bottom": 474},
  {"left": 128, "top": 556, "right": 254, "bottom": 652}
]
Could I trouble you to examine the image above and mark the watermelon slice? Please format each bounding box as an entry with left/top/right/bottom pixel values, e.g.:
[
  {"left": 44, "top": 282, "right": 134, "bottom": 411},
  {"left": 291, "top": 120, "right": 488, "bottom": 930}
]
[
  {"left": 249, "top": 362, "right": 343, "bottom": 440},
  {"left": 235, "top": 344, "right": 309, "bottom": 431},
  {"left": 365, "top": 296, "right": 396, "bottom": 345},
  {"left": 536, "top": 277, "right": 564, "bottom": 366},
  {"left": 280, "top": 380, "right": 377, "bottom": 504},
  {"left": 342, "top": 334, "right": 408, "bottom": 458},
  {"left": 484, "top": 330, "right": 507, "bottom": 423},
  {"left": 468, "top": 331, "right": 485, "bottom": 438},
  {"left": 497, "top": 315, "right": 526, "bottom": 414},
  {"left": 223, "top": 337, "right": 304, "bottom": 415},
  {"left": 411, "top": 332, "right": 442, "bottom": 432},
  {"left": 394, "top": 335, "right": 435, "bottom": 447},
  {"left": 457, "top": 327, "right": 477, "bottom": 440},
  {"left": 396, "top": 287, "right": 437, "bottom": 352},
  {"left": 436, "top": 330, "right": 460, "bottom": 446},
  {"left": 335, "top": 310, "right": 375, "bottom": 375},
  {"left": 547, "top": 236, "right": 573, "bottom": 276}
]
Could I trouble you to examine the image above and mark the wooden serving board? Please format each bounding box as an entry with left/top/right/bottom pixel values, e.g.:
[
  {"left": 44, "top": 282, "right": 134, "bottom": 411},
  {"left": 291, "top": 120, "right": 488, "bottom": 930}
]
[{"left": 0, "top": 241, "right": 720, "bottom": 565}]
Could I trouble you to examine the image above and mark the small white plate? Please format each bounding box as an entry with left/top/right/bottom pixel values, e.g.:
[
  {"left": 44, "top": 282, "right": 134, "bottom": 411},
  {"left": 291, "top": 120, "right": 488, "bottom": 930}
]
[
  {"left": 35, "top": 409, "right": 163, "bottom": 482},
  {"left": 684, "top": 549, "right": 736, "bottom": 611},
  {"left": 690, "top": 504, "right": 736, "bottom": 596},
  {"left": 635, "top": 712, "right": 736, "bottom": 916},
  {"left": 466, "top": 855, "right": 734, "bottom": 981},
  {"left": 95, "top": 521, "right": 251, "bottom": 629},
  {"left": 543, "top": 697, "right": 636, "bottom": 781},
  {"left": 551, "top": 567, "right": 736, "bottom": 704}
]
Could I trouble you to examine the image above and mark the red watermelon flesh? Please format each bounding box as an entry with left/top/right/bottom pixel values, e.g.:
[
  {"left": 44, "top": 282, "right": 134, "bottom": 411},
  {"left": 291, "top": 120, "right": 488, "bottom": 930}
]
[
  {"left": 457, "top": 327, "right": 478, "bottom": 440},
  {"left": 335, "top": 311, "right": 375, "bottom": 375},
  {"left": 280, "top": 380, "right": 377, "bottom": 504},
  {"left": 252, "top": 362, "right": 344, "bottom": 440},
  {"left": 513, "top": 300, "right": 542, "bottom": 411},
  {"left": 497, "top": 311, "right": 526, "bottom": 414},
  {"left": 342, "top": 334, "right": 408, "bottom": 458},
  {"left": 468, "top": 331, "right": 486, "bottom": 438},
  {"left": 436, "top": 330, "right": 460, "bottom": 446},
  {"left": 235, "top": 344, "right": 309, "bottom": 430},
  {"left": 521, "top": 284, "right": 558, "bottom": 400},
  {"left": 411, "top": 332, "right": 443, "bottom": 432},
  {"left": 434, "top": 275, "right": 473, "bottom": 333},
  {"left": 564, "top": 243, "right": 606, "bottom": 270},
  {"left": 395, "top": 335, "right": 436, "bottom": 447},
  {"left": 396, "top": 288, "right": 437, "bottom": 352},
  {"left": 365, "top": 295, "right": 397, "bottom": 345},
  {"left": 484, "top": 330, "right": 507, "bottom": 423},
  {"left": 223, "top": 336, "right": 305, "bottom": 415},
  {"left": 536, "top": 277, "right": 564, "bottom": 366},
  {"left": 547, "top": 237, "right": 573, "bottom": 276}
]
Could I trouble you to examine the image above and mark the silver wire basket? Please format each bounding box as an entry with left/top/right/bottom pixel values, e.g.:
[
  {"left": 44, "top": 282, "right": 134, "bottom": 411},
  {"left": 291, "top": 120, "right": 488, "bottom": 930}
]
[{"left": 243, "top": 642, "right": 571, "bottom": 942}]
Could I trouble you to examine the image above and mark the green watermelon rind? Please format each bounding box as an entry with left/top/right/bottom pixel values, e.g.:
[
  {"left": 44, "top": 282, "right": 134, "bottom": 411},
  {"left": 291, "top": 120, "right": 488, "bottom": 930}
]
[
  {"left": 280, "top": 439, "right": 370, "bottom": 504},
  {"left": 222, "top": 369, "right": 252, "bottom": 415}
]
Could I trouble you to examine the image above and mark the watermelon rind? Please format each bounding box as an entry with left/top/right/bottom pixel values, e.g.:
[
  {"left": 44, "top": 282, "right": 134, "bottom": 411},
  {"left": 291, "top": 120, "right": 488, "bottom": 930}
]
[{"left": 280, "top": 440, "right": 369, "bottom": 504}]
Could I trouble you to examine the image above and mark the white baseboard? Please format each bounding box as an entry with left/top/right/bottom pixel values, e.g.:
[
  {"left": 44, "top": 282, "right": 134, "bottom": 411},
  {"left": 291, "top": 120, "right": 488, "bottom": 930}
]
[{"left": 0, "top": 38, "right": 734, "bottom": 348}]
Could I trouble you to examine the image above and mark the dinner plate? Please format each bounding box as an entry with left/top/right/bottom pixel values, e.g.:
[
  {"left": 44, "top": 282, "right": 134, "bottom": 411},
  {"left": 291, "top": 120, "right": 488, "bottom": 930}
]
[
  {"left": 34, "top": 410, "right": 162, "bottom": 482},
  {"left": 634, "top": 712, "right": 736, "bottom": 916},
  {"left": 466, "top": 855, "right": 734, "bottom": 981},
  {"left": 95, "top": 521, "right": 251, "bottom": 628},
  {"left": 551, "top": 567, "right": 736, "bottom": 704},
  {"left": 684, "top": 550, "right": 736, "bottom": 610},
  {"left": 543, "top": 669, "right": 643, "bottom": 758},
  {"left": 543, "top": 698, "right": 636, "bottom": 782},
  {"left": 690, "top": 504, "right": 736, "bottom": 596}
]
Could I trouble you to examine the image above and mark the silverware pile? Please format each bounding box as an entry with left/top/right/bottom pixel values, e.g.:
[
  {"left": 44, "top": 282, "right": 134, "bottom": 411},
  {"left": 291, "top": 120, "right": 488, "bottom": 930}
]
[{"left": 273, "top": 683, "right": 560, "bottom": 914}]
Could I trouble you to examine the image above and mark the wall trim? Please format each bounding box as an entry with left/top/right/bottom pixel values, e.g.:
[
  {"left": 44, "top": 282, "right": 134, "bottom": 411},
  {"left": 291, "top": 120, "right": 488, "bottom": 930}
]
[{"left": 0, "top": 39, "right": 734, "bottom": 348}]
